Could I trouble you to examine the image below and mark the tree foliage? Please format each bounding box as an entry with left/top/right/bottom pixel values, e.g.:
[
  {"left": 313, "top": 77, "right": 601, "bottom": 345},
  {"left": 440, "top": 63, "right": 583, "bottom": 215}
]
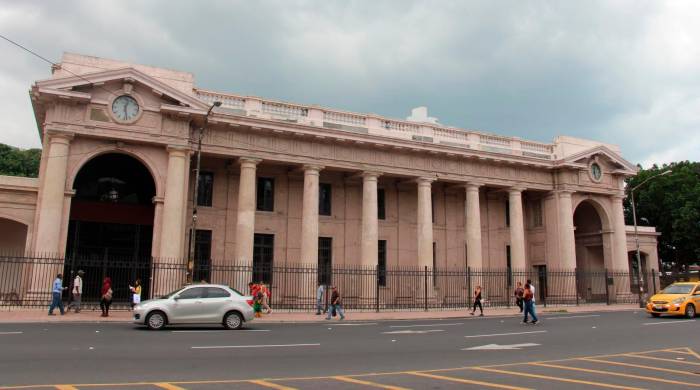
[
  {"left": 624, "top": 161, "right": 700, "bottom": 268},
  {"left": 0, "top": 143, "right": 42, "bottom": 178}
]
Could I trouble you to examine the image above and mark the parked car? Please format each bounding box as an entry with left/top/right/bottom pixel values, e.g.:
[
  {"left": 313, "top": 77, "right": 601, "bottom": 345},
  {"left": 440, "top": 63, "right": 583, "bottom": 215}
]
[
  {"left": 133, "top": 284, "right": 255, "bottom": 330},
  {"left": 646, "top": 282, "right": 700, "bottom": 319}
]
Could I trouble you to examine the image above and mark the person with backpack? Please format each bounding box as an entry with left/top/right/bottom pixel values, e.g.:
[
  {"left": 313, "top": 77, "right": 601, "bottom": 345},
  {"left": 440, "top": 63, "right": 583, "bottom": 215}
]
[
  {"left": 514, "top": 282, "right": 525, "bottom": 313},
  {"left": 470, "top": 285, "right": 484, "bottom": 316},
  {"left": 523, "top": 282, "right": 539, "bottom": 325},
  {"left": 66, "top": 270, "right": 84, "bottom": 313},
  {"left": 48, "top": 273, "right": 67, "bottom": 316},
  {"left": 325, "top": 286, "right": 345, "bottom": 320},
  {"left": 100, "top": 276, "right": 113, "bottom": 317}
]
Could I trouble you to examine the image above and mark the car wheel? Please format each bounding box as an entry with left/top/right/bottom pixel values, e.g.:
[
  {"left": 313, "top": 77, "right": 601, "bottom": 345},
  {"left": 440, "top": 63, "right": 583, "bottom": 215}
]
[
  {"left": 685, "top": 304, "right": 696, "bottom": 319},
  {"left": 223, "top": 311, "right": 243, "bottom": 330},
  {"left": 146, "top": 311, "right": 167, "bottom": 330},
  {"left": 650, "top": 313, "right": 661, "bottom": 318}
]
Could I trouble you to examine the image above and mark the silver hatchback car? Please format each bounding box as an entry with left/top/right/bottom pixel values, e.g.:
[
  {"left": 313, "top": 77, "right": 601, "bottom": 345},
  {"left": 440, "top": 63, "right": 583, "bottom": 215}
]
[{"left": 133, "top": 284, "right": 255, "bottom": 330}]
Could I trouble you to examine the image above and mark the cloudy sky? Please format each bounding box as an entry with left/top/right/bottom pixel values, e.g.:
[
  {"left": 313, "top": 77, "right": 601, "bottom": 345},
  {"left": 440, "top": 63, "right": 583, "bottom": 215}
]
[{"left": 1, "top": 0, "right": 698, "bottom": 167}]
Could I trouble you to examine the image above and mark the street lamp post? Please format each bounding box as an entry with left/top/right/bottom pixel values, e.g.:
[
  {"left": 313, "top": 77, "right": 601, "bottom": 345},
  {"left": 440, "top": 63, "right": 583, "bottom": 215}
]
[
  {"left": 188, "top": 101, "right": 221, "bottom": 284},
  {"left": 629, "top": 169, "right": 671, "bottom": 308}
]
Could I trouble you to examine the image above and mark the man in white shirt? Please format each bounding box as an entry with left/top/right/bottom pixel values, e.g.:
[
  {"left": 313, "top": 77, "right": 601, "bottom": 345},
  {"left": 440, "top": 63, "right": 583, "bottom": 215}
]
[{"left": 67, "top": 270, "right": 84, "bottom": 313}]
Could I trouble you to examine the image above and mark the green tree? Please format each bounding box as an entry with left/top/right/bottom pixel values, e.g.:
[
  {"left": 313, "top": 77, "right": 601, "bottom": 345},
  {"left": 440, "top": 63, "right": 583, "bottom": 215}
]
[
  {"left": 0, "top": 143, "right": 42, "bottom": 177},
  {"left": 625, "top": 161, "right": 700, "bottom": 270}
]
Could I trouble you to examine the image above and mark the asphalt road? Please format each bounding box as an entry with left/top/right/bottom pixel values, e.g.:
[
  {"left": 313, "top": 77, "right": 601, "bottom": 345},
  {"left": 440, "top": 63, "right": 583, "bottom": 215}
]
[{"left": 1, "top": 310, "right": 699, "bottom": 389}]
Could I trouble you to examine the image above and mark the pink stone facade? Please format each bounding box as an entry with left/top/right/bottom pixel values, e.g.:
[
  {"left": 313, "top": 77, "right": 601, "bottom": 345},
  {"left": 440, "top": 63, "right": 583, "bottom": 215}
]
[{"left": 0, "top": 53, "right": 660, "bottom": 290}]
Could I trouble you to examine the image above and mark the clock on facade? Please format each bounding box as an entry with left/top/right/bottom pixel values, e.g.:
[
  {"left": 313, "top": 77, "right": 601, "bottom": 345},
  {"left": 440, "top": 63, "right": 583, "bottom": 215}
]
[
  {"left": 591, "top": 163, "right": 602, "bottom": 181},
  {"left": 111, "top": 95, "right": 140, "bottom": 122}
]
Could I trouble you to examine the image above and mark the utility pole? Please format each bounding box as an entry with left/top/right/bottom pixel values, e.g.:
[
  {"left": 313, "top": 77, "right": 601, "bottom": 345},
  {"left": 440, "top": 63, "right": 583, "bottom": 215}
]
[{"left": 188, "top": 101, "right": 221, "bottom": 284}]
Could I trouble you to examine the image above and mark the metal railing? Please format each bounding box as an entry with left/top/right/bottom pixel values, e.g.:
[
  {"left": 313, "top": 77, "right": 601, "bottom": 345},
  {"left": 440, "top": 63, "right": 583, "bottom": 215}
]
[{"left": 0, "top": 254, "right": 665, "bottom": 311}]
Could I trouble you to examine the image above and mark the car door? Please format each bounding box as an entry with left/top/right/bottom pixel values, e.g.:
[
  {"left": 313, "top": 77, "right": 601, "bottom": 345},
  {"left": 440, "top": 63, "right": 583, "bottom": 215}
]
[
  {"left": 693, "top": 285, "right": 700, "bottom": 308},
  {"left": 200, "top": 287, "right": 232, "bottom": 322},
  {"left": 170, "top": 287, "right": 208, "bottom": 323}
]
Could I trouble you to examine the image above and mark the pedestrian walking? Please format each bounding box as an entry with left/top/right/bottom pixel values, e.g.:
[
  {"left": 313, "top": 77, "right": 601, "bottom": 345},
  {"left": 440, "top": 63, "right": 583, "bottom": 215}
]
[
  {"left": 470, "top": 285, "right": 483, "bottom": 316},
  {"left": 129, "top": 279, "right": 141, "bottom": 309},
  {"left": 48, "top": 273, "right": 67, "bottom": 316},
  {"left": 260, "top": 283, "right": 272, "bottom": 314},
  {"left": 514, "top": 282, "right": 525, "bottom": 313},
  {"left": 249, "top": 281, "right": 260, "bottom": 297},
  {"left": 526, "top": 279, "right": 535, "bottom": 302},
  {"left": 66, "top": 270, "right": 84, "bottom": 313},
  {"left": 315, "top": 282, "right": 326, "bottom": 315},
  {"left": 253, "top": 288, "right": 263, "bottom": 318},
  {"left": 100, "top": 277, "right": 113, "bottom": 317},
  {"left": 325, "top": 286, "right": 345, "bottom": 320},
  {"left": 523, "top": 282, "right": 539, "bottom": 325}
]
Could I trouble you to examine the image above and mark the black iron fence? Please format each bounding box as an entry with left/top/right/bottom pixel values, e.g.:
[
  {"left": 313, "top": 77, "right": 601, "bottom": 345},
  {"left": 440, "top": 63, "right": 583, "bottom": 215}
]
[{"left": 0, "top": 254, "right": 675, "bottom": 311}]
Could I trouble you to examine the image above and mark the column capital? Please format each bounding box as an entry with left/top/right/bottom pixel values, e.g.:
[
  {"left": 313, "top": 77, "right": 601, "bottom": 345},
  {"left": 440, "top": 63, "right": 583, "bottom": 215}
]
[
  {"left": 508, "top": 186, "right": 526, "bottom": 195},
  {"left": 611, "top": 193, "right": 626, "bottom": 201},
  {"left": 556, "top": 189, "right": 575, "bottom": 198},
  {"left": 462, "top": 181, "right": 484, "bottom": 191},
  {"left": 238, "top": 157, "right": 262, "bottom": 167},
  {"left": 46, "top": 130, "right": 74, "bottom": 144},
  {"left": 302, "top": 164, "right": 324, "bottom": 173},
  {"left": 415, "top": 177, "right": 436, "bottom": 186},
  {"left": 166, "top": 145, "right": 190, "bottom": 156},
  {"left": 361, "top": 171, "right": 382, "bottom": 180}
]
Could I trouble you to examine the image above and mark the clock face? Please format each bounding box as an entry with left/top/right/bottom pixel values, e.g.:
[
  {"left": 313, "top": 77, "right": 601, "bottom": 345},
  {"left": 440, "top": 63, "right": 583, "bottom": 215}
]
[
  {"left": 111, "top": 95, "right": 140, "bottom": 122},
  {"left": 591, "top": 163, "right": 602, "bottom": 181}
]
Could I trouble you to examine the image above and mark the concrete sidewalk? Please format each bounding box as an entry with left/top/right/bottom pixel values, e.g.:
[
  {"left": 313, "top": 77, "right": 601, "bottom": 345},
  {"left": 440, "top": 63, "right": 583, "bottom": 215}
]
[{"left": 0, "top": 303, "right": 640, "bottom": 324}]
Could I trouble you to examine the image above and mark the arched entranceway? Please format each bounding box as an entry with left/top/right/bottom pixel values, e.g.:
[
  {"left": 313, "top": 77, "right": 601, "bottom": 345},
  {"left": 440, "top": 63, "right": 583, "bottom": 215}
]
[
  {"left": 0, "top": 217, "right": 28, "bottom": 303},
  {"left": 573, "top": 200, "right": 607, "bottom": 302},
  {"left": 65, "top": 153, "right": 155, "bottom": 304}
]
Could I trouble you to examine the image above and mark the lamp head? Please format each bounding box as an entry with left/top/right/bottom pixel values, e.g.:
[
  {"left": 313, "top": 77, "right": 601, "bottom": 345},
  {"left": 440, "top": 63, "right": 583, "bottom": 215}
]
[{"left": 213, "top": 101, "right": 222, "bottom": 107}]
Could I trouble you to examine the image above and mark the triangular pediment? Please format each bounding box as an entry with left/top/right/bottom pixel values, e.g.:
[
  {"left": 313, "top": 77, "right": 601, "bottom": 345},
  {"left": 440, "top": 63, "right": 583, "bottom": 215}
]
[
  {"left": 557, "top": 145, "right": 638, "bottom": 175},
  {"left": 33, "top": 67, "right": 209, "bottom": 111}
]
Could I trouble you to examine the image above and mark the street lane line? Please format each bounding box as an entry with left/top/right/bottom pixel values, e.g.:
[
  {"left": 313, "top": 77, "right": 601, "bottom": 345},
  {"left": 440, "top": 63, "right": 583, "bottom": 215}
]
[
  {"left": 332, "top": 322, "right": 377, "bottom": 326},
  {"left": 684, "top": 347, "right": 700, "bottom": 361},
  {"left": 191, "top": 343, "right": 320, "bottom": 349},
  {"left": 472, "top": 367, "right": 641, "bottom": 390},
  {"left": 642, "top": 319, "right": 695, "bottom": 325},
  {"left": 388, "top": 322, "right": 463, "bottom": 328},
  {"left": 383, "top": 329, "right": 444, "bottom": 334},
  {"left": 622, "top": 353, "right": 700, "bottom": 366},
  {"left": 464, "top": 330, "right": 547, "bottom": 338},
  {"left": 54, "top": 386, "right": 78, "bottom": 390},
  {"left": 172, "top": 329, "right": 270, "bottom": 333},
  {"left": 248, "top": 379, "right": 297, "bottom": 390},
  {"left": 580, "top": 357, "right": 700, "bottom": 376},
  {"left": 0, "top": 331, "right": 23, "bottom": 335},
  {"left": 532, "top": 362, "right": 700, "bottom": 387},
  {"left": 407, "top": 371, "right": 529, "bottom": 390},
  {"left": 155, "top": 383, "right": 187, "bottom": 390},
  {"left": 333, "top": 376, "right": 408, "bottom": 389},
  {"left": 544, "top": 315, "right": 600, "bottom": 320}
]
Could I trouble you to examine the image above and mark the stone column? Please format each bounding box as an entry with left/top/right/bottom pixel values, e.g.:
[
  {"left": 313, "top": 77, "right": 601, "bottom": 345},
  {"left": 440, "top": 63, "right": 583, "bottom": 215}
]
[
  {"left": 508, "top": 187, "right": 526, "bottom": 270},
  {"left": 158, "top": 147, "right": 190, "bottom": 261},
  {"left": 611, "top": 194, "right": 629, "bottom": 271},
  {"left": 234, "top": 157, "right": 261, "bottom": 265},
  {"left": 416, "top": 178, "right": 434, "bottom": 268},
  {"left": 34, "top": 132, "right": 73, "bottom": 255},
  {"left": 464, "top": 183, "right": 483, "bottom": 269},
  {"left": 361, "top": 172, "right": 380, "bottom": 268},
  {"left": 557, "top": 191, "right": 577, "bottom": 270},
  {"left": 300, "top": 165, "right": 323, "bottom": 263}
]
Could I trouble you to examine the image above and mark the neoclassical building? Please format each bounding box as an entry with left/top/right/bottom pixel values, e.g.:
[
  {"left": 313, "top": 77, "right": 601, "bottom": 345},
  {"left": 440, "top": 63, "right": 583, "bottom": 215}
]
[{"left": 0, "top": 53, "right": 659, "bottom": 300}]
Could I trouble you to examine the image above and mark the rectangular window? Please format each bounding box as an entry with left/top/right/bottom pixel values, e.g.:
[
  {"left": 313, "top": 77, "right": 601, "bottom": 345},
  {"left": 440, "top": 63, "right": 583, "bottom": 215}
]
[
  {"left": 197, "top": 172, "right": 214, "bottom": 207},
  {"left": 532, "top": 199, "right": 543, "bottom": 228},
  {"left": 256, "top": 177, "right": 275, "bottom": 212},
  {"left": 377, "top": 188, "right": 386, "bottom": 220},
  {"left": 506, "top": 244, "right": 512, "bottom": 287},
  {"left": 192, "top": 229, "right": 212, "bottom": 283},
  {"left": 319, "top": 183, "right": 332, "bottom": 216},
  {"left": 432, "top": 242, "right": 437, "bottom": 285},
  {"left": 505, "top": 199, "right": 510, "bottom": 227},
  {"left": 378, "top": 240, "right": 387, "bottom": 286},
  {"left": 253, "top": 233, "right": 274, "bottom": 284},
  {"left": 318, "top": 237, "right": 333, "bottom": 285}
]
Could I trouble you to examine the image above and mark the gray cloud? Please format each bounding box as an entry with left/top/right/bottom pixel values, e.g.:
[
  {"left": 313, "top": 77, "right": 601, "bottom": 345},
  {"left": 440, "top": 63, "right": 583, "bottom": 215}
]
[{"left": 1, "top": 0, "right": 698, "bottom": 167}]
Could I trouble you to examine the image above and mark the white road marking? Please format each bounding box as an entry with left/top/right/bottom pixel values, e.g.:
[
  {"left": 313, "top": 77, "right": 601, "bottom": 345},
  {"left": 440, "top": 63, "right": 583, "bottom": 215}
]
[
  {"left": 172, "top": 329, "right": 270, "bottom": 333},
  {"left": 464, "top": 330, "right": 547, "bottom": 338},
  {"left": 545, "top": 315, "right": 600, "bottom": 320},
  {"left": 0, "top": 331, "right": 23, "bottom": 335},
  {"left": 192, "top": 343, "right": 320, "bottom": 349},
  {"left": 463, "top": 343, "right": 540, "bottom": 351},
  {"left": 389, "top": 323, "right": 463, "bottom": 328},
  {"left": 642, "top": 320, "right": 696, "bottom": 326},
  {"left": 332, "top": 322, "right": 378, "bottom": 326},
  {"left": 383, "top": 329, "right": 445, "bottom": 334}
]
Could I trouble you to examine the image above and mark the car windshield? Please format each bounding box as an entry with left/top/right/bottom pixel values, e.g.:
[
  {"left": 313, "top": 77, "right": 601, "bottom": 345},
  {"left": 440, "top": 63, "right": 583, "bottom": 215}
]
[
  {"left": 159, "top": 288, "right": 185, "bottom": 299},
  {"left": 661, "top": 285, "right": 694, "bottom": 294}
]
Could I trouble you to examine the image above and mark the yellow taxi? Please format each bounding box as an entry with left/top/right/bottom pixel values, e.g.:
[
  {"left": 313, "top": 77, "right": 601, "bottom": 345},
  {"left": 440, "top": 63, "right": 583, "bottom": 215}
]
[{"left": 646, "top": 282, "right": 700, "bottom": 318}]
